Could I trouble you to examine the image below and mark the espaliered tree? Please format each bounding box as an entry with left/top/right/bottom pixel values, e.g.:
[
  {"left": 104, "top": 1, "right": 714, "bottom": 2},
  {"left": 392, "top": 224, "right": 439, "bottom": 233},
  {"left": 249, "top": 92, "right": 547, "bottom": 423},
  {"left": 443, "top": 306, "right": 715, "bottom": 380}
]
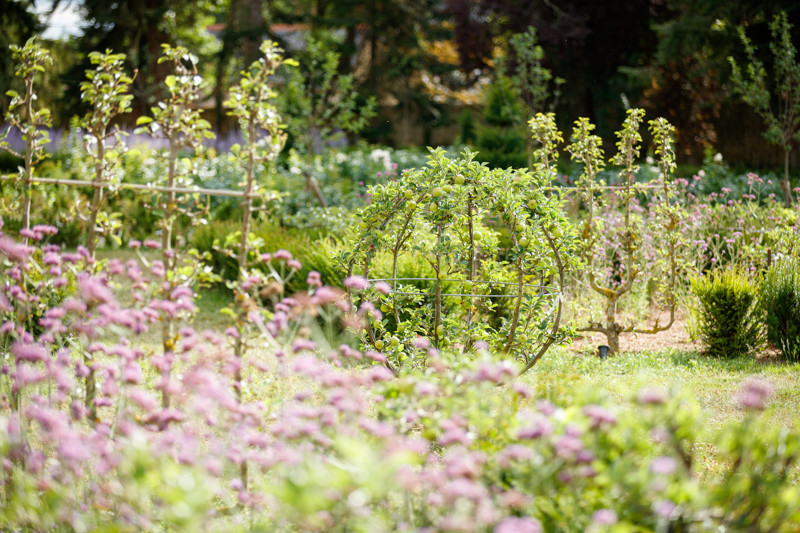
[
  {"left": 570, "top": 109, "right": 681, "bottom": 354},
  {"left": 729, "top": 11, "right": 800, "bottom": 208},
  {"left": 78, "top": 50, "right": 134, "bottom": 258},
  {"left": 0, "top": 39, "right": 52, "bottom": 241},
  {"left": 135, "top": 44, "right": 215, "bottom": 409}
]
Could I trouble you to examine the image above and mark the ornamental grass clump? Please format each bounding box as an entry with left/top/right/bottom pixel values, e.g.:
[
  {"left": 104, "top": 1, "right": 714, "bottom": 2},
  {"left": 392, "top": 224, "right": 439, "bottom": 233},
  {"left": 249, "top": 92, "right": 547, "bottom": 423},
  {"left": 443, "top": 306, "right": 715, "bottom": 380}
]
[
  {"left": 689, "top": 269, "right": 763, "bottom": 358},
  {"left": 760, "top": 256, "right": 800, "bottom": 362}
]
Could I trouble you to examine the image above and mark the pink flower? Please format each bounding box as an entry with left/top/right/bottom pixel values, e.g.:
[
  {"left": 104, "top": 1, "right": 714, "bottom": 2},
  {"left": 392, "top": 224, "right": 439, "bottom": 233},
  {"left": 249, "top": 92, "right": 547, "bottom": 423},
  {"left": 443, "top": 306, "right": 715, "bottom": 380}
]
[
  {"left": 19, "top": 228, "right": 42, "bottom": 240},
  {"left": 654, "top": 499, "right": 677, "bottom": 518},
  {"left": 306, "top": 271, "right": 322, "bottom": 287},
  {"left": 638, "top": 387, "right": 667, "bottom": 404},
  {"left": 32, "top": 224, "right": 57, "bottom": 235},
  {"left": 365, "top": 350, "right": 386, "bottom": 363},
  {"left": 143, "top": 239, "right": 161, "bottom": 249},
  {"left": 494, "top": 517, "right": 542, "bottom": 533},
  {"left": 273, "top": 249, "right": 292, "bottom": 261},
  {"left": 591, "top": 509, "right": 618, "bottom": 526},
  {"left": 287, "top": 259, "right": 302, "bottom": 270},
  {"left": 292, "top": 339, "right": 317, "bottom": 353},
  {"left": 738, "top": 378, "right": 773, "bottom": 411},
  {"left": 0, "top": 235, "right": 33, "bottom": 263},
  {"left": 344, "top": 275, "right": 370, "bottom": 290},
  {"left": 582, "top": 404, "right": 617, "bottom": 429},
  {"left": 650, "top": 456, "right": 678, "bottom": 475},
  {"left": 374, "top": 281, "right": 391, "bottom": 294},
  {"left": 79, "top": 276, "right": 114, "bottom": 306},
  {"left": 12, "top": 341, "right": 48, "bottom": 363}
]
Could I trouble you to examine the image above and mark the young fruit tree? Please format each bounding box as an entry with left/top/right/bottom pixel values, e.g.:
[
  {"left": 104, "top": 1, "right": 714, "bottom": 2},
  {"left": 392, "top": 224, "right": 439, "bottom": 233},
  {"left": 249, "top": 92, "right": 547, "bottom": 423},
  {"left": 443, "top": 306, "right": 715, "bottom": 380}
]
[
  {"left": 135, "top": 44, "right": 216, "bottom": 409},
  {"left": 77, "top": 50, "right": 134, "bottom": 257},
  {"left": 0, "top": 39, "right": 52, "bottom": 241}
]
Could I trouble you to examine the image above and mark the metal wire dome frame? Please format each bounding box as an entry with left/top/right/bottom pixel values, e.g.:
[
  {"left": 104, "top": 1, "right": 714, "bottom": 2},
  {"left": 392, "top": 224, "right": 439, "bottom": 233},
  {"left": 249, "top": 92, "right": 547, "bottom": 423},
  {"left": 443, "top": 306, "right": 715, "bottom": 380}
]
[{"left": 342, "top": 149, "right": 569, "bottom": 375}]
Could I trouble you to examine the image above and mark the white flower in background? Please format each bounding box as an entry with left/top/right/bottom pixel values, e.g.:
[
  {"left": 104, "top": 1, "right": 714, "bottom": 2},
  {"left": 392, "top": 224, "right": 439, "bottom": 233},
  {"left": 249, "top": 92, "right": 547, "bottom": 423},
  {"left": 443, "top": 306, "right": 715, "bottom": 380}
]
[
  {"left": 646, "top": 156, "right": 654, "bottom": 165},
  {"left": 369, "top": 148, "right": 392, "bottom": 171},
  {"left": 335, "top": 152, "right": 348, "bottom": 164},
  {"left": 713, "top": 152, "right": 723, "bottom": 163}
]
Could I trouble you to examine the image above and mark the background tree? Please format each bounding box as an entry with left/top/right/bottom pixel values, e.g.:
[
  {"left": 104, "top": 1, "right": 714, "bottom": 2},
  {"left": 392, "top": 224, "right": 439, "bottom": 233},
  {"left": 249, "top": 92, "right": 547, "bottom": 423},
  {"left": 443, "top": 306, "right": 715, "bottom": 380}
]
[
  {"left": 729, "top": 11, "right": 800, "bottom": 207},
  {"left": 213, "top": 0, "right": 266, "bottom": 136},
  {"left": 508, "top": 26, "right": 564, "bottom": 168},
  {"left": 280, "top": 35, "right": 376, "bottom": 206},
  {"left": 475, "top": 75, "right": 527, "bottom": 169}
]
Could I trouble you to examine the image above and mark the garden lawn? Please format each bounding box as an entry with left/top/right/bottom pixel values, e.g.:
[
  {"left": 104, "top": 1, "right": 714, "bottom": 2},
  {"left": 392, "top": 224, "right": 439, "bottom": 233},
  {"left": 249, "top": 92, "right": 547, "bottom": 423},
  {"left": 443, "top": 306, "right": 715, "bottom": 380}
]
[{"left": 530, "top": 347, "right": 800, "bottom": 431}]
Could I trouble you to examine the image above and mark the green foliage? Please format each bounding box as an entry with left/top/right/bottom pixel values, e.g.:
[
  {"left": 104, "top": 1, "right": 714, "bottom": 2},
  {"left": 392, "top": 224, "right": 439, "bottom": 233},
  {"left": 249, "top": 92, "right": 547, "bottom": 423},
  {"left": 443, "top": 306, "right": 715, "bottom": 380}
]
[
  {"left": 193, "top": 219, "right": 343, "bottom": 294},
  {"left": 689, "top": 269, "right": 763, "bottom": 358},
  {"left": 457, "top": 108, "right": 476, "bottom": 145},
  {"left": 760, "top": 256, "right": 800, "bottom": 362},
  {"left": 476, "top": 76, "right": 527, "bottom": 169},
  {"left": 281, "top": 36, "right": 377, "bottom": 153}
]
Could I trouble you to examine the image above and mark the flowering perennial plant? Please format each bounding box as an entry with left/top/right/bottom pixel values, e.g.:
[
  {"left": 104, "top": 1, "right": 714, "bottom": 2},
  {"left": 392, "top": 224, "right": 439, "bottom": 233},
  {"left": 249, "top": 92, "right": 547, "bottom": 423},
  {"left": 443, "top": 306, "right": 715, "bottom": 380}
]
[{"left": 0, "top": 227, "right": 798, "bottom": 530}]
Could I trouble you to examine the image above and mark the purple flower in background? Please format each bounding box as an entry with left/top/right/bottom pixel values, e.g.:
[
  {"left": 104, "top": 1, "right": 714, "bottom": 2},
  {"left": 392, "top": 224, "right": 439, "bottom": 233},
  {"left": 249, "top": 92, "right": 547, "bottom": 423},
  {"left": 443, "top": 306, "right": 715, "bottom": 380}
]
[
  {"left": 638, "top": 387, "right": 667, "bottom": 405},
  {"left": 79, "top": 276, "right": 114, "bottom": 306},
  {"left": 591, "top": 509, "right": 618, "bottom": 526},
  {"left": 273, "top": 249, "right": 293, "bottom": 261},
  {"left": 344, "top": 275, "right": 370, "bottom": 290},
  {"left": 494, "top": 517, "right": 542, "bottom": 533},
  {"left": 0, "top": 235, "right": 33, "bottom": 263},
  {"left": 306, "top": 271, "right": 322, "bottom": 287},
  {"left": 654, "top": 499, "right": 677, "bottom": 518},
  {"left": 292, "top": 338, "right": 317, "bottom": 353},
  {"left": 738, "top": 378, "right": 773, "bottom": 411},
  {"left": 583, "top": 404, "right": 617, "bottom": 429},
  {"left": 650, "top": 456, "right": 678, "bottom": 475},
  {"left": 12, "top": 341, "right": 48, "bottom": 364},
  {"left": 374, "top": 281, "right": 391, "bottom": 294}
]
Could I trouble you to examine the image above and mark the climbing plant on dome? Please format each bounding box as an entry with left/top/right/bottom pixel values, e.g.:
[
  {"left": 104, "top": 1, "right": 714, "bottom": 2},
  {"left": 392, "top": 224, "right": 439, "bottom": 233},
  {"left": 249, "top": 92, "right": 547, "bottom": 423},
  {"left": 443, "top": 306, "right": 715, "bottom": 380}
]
[{"left": 338, "top": 115, "right": 578, "bottom": 375}]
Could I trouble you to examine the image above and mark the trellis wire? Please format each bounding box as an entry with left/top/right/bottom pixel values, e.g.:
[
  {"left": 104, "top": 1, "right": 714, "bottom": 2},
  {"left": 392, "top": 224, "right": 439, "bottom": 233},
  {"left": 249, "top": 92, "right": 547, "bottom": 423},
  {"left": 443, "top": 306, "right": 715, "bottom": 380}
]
[
  {"left": 368, "top": 277, "right": 559, "bottom": 299},
  {"left": 0, "top": 174, "right": 277, "bottom": 199}
]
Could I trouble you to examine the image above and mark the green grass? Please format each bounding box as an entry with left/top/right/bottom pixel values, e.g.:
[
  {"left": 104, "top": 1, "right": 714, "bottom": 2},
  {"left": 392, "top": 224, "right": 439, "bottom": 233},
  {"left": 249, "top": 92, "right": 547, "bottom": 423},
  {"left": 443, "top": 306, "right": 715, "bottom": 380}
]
[{"left": 527, "top": 347, "right": 800, "bottom": 431}]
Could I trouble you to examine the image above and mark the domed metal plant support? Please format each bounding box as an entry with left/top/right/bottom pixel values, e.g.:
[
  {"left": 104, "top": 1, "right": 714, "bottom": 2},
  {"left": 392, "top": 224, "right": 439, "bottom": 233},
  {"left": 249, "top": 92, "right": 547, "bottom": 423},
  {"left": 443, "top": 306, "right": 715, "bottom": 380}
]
[{"left": 339, "top": 131, "right": 575, "bottom": 376}]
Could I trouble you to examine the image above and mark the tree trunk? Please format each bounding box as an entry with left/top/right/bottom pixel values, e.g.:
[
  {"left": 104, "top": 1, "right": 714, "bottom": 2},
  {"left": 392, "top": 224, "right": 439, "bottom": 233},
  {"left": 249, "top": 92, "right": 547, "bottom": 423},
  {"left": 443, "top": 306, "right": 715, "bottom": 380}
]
[
  {"left": 783, "top": 149, "right": 793, "bottom": 208},
  {"left": 605, "top": 298, "right": 620, "bottom": 355},
  {"left": 87, "top": 134, "right": 105, "bottom": 258},
  {"left": 605, "top": 328, "right": 620, "bottom": 355}
]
